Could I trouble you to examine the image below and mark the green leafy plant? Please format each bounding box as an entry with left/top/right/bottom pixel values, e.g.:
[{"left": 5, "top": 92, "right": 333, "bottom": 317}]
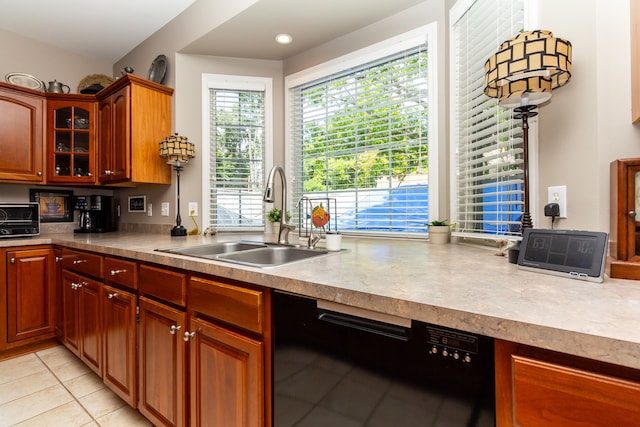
[
  {"left": 267, "top": 208, "right": 291, "bottom": 223},
  {"left": 428, "top": 219, "right": 451, "bottom": 226}
]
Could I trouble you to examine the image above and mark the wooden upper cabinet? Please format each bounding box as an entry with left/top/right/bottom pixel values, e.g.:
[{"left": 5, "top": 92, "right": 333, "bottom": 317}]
[
  {"left": 632, "top": 1, "right": 640, "bottom": 123},
  {"left": 98, "top": 74, "right": 172, "bottom": 184},
  {"left": 47, "top": 96, "right": 97, "bottom": 184},
  {"left": 0, "top": 83, "right": 44, "bottom": 182},
  {"left": 98, "top": 85, "right": 130, "bottom": 182}
]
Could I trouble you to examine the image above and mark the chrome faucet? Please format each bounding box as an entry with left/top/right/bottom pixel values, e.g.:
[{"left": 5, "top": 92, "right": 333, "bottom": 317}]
[
  {"left": 296, "top": 196, "right": 321, "bottom": 249},
  {"left": 263, "top": 166, "right": 295, "bottom": 245}
]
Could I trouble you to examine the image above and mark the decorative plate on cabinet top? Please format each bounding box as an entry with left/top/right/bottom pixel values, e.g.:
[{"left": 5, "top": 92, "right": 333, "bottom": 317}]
[
  {"left": 5, "top": 72, "right": 45, "bottom": 91},
  {"left": 148, "top": 54, "right": 168, "bottom": 84}
]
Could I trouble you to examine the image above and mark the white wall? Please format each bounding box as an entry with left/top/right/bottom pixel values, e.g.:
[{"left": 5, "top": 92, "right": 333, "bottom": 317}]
[
  {"left": 535, "top": 0, "right": 640, "bottom": 232},
  {"left": 173, "top": 54, "right": 283, "bottom": 223},
  {"left": 0, "top": 29, "right": 112, "bottom": 93}
]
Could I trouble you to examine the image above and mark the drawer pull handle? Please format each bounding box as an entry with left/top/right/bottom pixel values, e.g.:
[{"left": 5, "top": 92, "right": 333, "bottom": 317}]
[
  {"left": 184, "top": 331, "right": 196, "bottom": 342},
  {"left": 169, "top": 325, "right": 181, "bottom": 334},
  {"left": 71, "top": 282, "right": 83, "bottom": 290},
  {"left": 107, "top": 293, "right": 118, "bottom": 299},
  {"left": 73, "top": 259, "right": 88, "bottom": 264},
  {"left": 55, "top": 256, "right": 63, "bottom": 262},
  {"left": 110, "top": 269, "right": 127, "bottom": 275}
]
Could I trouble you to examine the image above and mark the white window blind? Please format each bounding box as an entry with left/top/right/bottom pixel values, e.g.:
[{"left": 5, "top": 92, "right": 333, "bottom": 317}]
[
  {"left": 209, "top": 88, "right": 265, "bottom": 231},
  {"left": 452, "top": 0, "right": 525, "bottom": 237},
  {"left": 290, "top": 43, "right": 430, "bottom": 236}
]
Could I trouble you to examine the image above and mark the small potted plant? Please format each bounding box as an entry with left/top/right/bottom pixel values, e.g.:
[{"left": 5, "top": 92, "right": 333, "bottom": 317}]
[
  {"left": 427, "top": 220, "right": 453, "bottom": 244},
  {"left": 266, "top": 208, "right": 291, "bottom": 234}
]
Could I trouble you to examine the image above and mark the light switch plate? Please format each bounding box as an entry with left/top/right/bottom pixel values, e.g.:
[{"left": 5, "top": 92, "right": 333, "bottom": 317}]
[
  {"left": 161, "top": 202, "right": 170, "bottom": 217},
  {"left": 147, "top": 203, "right": 153, "bottom": 216}
]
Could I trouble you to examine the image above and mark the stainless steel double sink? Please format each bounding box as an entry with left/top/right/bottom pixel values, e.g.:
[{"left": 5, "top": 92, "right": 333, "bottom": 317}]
[{"left": 156, "top": 240, "right": 331, "bottom": 268}]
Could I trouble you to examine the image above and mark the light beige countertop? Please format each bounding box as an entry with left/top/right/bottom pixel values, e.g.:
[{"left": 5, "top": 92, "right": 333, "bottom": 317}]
[{"left": 4, "top": 231, "right": 640, "bottom": 370}]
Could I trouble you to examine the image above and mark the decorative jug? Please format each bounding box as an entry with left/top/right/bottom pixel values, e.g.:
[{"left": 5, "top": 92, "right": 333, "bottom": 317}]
[{"left": 47, "top": 80, "right": 71, "bottom": 93}]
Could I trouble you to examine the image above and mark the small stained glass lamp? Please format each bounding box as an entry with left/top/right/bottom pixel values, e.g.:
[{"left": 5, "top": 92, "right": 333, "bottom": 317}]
[
  {"left": 159, "top": 133, "right": 195, "bottom": 236},
  {"left": 484, "top": 29, "right": 572, "bottom": 232}
]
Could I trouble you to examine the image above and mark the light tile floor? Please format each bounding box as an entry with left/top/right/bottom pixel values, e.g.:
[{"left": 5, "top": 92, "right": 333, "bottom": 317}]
[{"left": 0, "top": 345, "right": 151, "bottom": 427}]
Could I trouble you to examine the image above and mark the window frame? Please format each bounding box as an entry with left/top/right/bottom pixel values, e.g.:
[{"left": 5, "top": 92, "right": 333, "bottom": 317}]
[
  {"left": 284, "top": 24, "right": 439, "bottom": 238},
  {"left": 449, "top": 0, "right": 539, "bottom": 241},
  {"left": 201, "top": 73, "right": 273, "bottom": 231}
]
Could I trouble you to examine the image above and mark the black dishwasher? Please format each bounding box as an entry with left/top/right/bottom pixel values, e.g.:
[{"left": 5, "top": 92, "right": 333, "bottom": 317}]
[{"left": 273, "top": 291, "right": 495, "bottom": 427}]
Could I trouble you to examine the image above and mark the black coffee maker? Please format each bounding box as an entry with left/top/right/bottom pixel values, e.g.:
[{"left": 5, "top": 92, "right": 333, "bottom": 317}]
[{"left": 74, "top": 195, "right": 117, "bottom": 233}]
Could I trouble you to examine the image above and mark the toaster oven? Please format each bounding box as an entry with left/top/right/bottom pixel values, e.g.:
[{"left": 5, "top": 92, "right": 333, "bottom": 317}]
[{"left": 0, "top": 203, "right": 40, "bottom": 237}]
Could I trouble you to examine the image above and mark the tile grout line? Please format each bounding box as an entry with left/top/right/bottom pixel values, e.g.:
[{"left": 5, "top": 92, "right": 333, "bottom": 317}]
[{"left": 31, "top": 350, "right": 99, "bottom": 426}]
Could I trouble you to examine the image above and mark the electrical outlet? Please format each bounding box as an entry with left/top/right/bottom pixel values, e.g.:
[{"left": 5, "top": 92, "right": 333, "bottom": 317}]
[
  {"left": 147, "top": 203, "right": 153, "bottom": 217},
  {"left": 161, "top": 202, "right": 170, "bottom": 217},
  {"left": 189, "top": 202, "right": 198, "bottom": 217},
  {"left": 548, "top": 185, "right": 567, "bottom": 218}
]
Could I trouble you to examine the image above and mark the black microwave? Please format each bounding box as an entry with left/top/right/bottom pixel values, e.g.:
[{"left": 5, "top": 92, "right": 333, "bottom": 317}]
[{"left": 0, "top": 203, "right": 40, "bottom": 237}]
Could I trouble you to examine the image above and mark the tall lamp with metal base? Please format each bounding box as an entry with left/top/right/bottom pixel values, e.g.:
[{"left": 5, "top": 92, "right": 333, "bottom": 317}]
[
  {"left": 159, "top": 133, "right": 195, "bottom": 236},
  {"left": 484, "top": 30, "right": 572, "bottom": 233}
]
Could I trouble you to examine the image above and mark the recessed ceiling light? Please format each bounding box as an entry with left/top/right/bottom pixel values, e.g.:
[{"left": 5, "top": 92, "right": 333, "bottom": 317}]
[{"left": 275, "top": 33, "right": 293, "bottom": 45}]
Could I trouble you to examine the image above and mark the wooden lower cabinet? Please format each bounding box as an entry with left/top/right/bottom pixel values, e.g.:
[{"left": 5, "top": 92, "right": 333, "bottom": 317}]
[
  {"left": 61, "top": 270, "right": 102, "bottom": 376},
  {"left": 102, "top": 284, "right": 137, "bottom": 407},
  {"left": 6, "top": 248, "right": 55, "bottom": 343},
  {"left": 495, "top": 339, "right": 640, "bottom": 426},
  {"left": 189, "top": 316, "right": 263, "bottom": 427},
  {"left": 54, "top": 249, "right": 64, "bottom": 340},
  {"left": 138, "top": 296, "right": 187, "bottom": 427}
]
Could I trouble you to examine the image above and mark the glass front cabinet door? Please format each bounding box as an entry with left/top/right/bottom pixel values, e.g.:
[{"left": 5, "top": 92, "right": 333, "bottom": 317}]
[
  {"left": 47, "top": 98, "right": 96, "bottom": 184},
  {"left": 609, "top": 158, "right": 640, "bottom": 279}
]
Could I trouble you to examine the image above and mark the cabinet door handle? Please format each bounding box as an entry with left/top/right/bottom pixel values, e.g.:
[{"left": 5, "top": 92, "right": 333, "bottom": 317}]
[
  {"left": 55, "top": 256, "right": 63, "bottom": 262},
  {"left": 87, "top": 172, "right": 93, "bottom": 177},
  {"left": 73, "top": 259, "right": 88, "bottom": 264},
  {"left": 10, "top": 258, "right": 15, "bottom": 264},
  {"left": 183, "top": 331, "right": 196, "bottom": 342},
  {"left": 71, "top": 282, "right": 82, "bottom": 290},
  {"left": 169, "top": 325, "right": 182, "bottom": 334},
  {"left": 110, "top": 269, "right": 126, "bottom": 275},
  {"left": 37, "top": 171, "right": 42, "bottom": 176},
  {"left": 629, "top": 211, "right": 636, "bottom": 218},
  {"left": 107, "top": 292, "right": 118, "bottom": 299},
  {"left": 104, "top": 170, "right": 113, "bottom": 176}
]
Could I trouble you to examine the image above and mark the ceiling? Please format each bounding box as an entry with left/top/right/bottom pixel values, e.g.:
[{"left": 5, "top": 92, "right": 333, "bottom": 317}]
[
  {"left": 0, "top": 0, "right": 197, "bottom": 63},
  {"left": 0, "top": 0, "right": 424, "bottom": 63},
  {"left": 181, "top": 0, "right": 426, "bottom": 60}
]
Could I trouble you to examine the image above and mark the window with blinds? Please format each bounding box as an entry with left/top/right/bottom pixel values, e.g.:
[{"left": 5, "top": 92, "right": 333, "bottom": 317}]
[
  {"left": 208, "top": 88, "right": 266, "bottom": 231},
  {"left": 451, "top": 0, "right": 525, "bottom": 237},
  {"left": 289, "top": 38, "right": 431, "bottom": 236}
]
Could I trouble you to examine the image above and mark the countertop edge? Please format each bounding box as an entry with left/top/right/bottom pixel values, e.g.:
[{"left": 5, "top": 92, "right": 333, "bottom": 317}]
[{"left": 5, "top": 233, "right": 640, "bottom": 370}]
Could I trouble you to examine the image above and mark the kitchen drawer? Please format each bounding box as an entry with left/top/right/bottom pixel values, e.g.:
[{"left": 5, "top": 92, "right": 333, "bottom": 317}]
[
  {"left": 62, "top": 249, "right": 103, "bottom": 279},
  {"left": 139, "top": 264, "right": 186, "bottom": 307},
  {"left": 104, "top": 257, "right": 138, "bottom": 290},
  {"left": 189, "top": 276, "right": 264, "bottom": 334}
]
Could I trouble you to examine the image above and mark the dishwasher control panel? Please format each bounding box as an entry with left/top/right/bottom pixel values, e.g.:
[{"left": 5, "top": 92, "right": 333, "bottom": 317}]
[{"left": 426, "top": 326, "right": 478, "bottom": 363}]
